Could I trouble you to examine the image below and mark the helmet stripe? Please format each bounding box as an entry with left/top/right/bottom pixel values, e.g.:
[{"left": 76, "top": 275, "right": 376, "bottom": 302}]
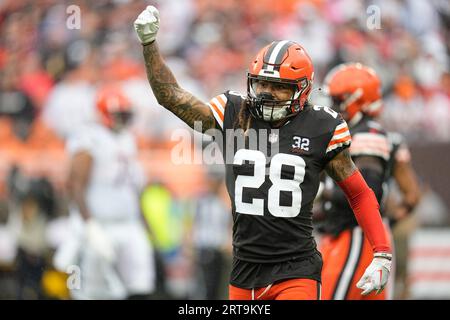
[
  {"left": 272, "top": 41, "right": 294, "bottom": 71},
  {"left": 264, "top": 40, "right": 293, "bottom": 72},
  {"left": 262, "top": 42, "right": 279, "bottom": 70}
]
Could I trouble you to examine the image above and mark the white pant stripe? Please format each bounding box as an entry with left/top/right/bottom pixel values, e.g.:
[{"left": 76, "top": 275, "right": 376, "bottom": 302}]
[{"left": 334, "top": 227, "right": 363, "bottom": 300}]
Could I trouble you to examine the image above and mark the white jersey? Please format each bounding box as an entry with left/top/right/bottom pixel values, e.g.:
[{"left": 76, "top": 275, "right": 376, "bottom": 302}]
[{"left": 67, "top": 124, "right": 146, "bottom": 221}]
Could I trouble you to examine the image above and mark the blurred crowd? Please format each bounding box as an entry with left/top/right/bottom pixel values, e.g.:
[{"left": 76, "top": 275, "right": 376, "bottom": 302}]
[{"left": 0, "top": 0, "right": 449, "bottom": 299}]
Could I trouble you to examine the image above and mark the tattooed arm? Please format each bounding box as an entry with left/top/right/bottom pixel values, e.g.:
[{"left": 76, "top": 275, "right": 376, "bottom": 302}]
[
  {"left": 142, "top": 42, "right": 216, "bottom": 133},
  {"left": 327, "top": 150, "right": 386, "bottom": 208},
  {"left": 325, "top": 149, "right": 358, "bottom": 182},
  {"left": 134, "top": 6, "right": 215, "bottom": 133}
]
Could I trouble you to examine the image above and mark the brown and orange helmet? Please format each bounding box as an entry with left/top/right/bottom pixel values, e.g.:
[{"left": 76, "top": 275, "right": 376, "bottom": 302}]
[
  {"left": 96, "top": 84, "right": 133, "bottom": 129},
  {"left": 247, "top": 40, "right": 314, "bottom": 122},
  {"left": 324, "top": 63, "right": 382, "bottom": 123}
]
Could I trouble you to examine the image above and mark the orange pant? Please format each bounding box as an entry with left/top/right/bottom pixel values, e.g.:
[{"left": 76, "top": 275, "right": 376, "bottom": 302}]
[
  {"left": 319, "top": 226, "right": 392, "bottom": 300},
  {"left": 229, "top": 278, "right": 321, "bottom": 300}
]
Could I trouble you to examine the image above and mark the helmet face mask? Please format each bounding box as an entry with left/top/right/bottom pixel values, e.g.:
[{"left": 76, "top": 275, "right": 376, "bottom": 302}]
[
  {"left": 247, "top": 75, "right": 306, "bottom": 122},
  {"left": 330, "top": 95, "right": 345, "bottom": 113},
  {"left": 110, "top": 110, "right": 133, "bottom": 132},
  {"left": 330, "top": 89, "right": 363, "bottom": 120},
  {"left": 246, "top": 40, "right": 314, "bottom": 123}
]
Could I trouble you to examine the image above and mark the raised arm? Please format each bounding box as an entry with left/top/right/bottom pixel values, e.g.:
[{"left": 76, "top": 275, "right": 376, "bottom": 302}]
[
  {"left": 134, "top": 6, "right": 216, "bottom": 133},
  {"left": 325, "top": 149, "right": 392, "bottom": 295}
]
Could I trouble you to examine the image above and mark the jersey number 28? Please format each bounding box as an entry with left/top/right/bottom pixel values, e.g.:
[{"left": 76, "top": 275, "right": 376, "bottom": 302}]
[{"left": 234, "top": 149, "right": 306, "bottom": 218}]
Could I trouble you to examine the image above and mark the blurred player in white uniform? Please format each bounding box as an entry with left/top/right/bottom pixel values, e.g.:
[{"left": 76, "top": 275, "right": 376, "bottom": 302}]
[{"left": 55, "top": 85, "right": 154, "bottom": 299}]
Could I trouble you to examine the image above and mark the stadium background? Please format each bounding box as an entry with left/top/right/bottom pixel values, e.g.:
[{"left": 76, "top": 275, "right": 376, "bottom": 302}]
[{"left": 0, "top": 0, "right": 449, "bottom": 299}]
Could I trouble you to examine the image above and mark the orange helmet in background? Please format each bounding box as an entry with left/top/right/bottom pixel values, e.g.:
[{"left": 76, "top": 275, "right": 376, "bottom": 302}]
[
  {"left": 95, "top": 85, "right": 133, "bottom": 129},
  {"left": 247, "top": 40, "right": 314, "bottom": 122},
  {"left": 324, "top": 63, "right": 382, "bottom": 123}
]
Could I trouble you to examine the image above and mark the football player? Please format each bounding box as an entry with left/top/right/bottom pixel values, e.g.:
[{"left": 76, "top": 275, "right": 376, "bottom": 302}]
[
  {"left": 134, "top": 6, "right": 392, "bottom": 300},
  {"left": 57, "top": 85, "right": 155, "bottom": 299},
  {"left": 366, "top": 101, "right": 421, "bottom": 227},
  {"left": 318, "top": 63, "right": 419, "bottom": 300}
]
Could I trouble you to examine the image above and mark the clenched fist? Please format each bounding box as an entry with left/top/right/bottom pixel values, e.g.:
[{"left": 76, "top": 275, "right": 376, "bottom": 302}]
[{"left": 134, "top": 5, "right": 160, "bottom": 45}]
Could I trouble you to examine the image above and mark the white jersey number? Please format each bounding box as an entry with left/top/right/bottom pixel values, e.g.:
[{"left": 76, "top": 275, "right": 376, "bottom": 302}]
[
  {"left": 233, "top": 149, "right": 306, "bottom": 218},
  {"left": 313, "top": 105, "right": 338, "bottom": 118}
]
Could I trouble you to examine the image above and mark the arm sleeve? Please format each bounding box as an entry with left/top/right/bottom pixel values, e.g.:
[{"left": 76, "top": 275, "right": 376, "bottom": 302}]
[
  {"left": 337, "top": 170, "right": 391, "bottom": 253},
  {"left": 327, "top": 167, "right": 384, "bottom": 209}
]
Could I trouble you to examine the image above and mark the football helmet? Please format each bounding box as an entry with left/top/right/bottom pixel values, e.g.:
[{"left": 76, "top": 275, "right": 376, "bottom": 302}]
[
  {"left": 247, "top": 40, "right": 314, "bottom": 122},
  {"left": 96, "top": 85, "right": 133, "bottom": 130},
  {"left": 324, "top": 63, "right": 382, "bottom": 123}
]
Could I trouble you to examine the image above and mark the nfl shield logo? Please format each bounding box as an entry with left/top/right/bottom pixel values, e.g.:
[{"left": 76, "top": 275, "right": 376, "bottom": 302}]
[{"left": 269, "top": 132, "right": 278, "bottom": 144}]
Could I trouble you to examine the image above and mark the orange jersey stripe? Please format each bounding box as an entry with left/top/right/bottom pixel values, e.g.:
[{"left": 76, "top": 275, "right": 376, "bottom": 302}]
[
  {"left": 328, "top": 135, "right": 351, "bottom": 147},
  {"left": 210, "top": 102, "right": 224, "bottom": 121},
  {"left": 216, "top": 95, "right": 227, "bottom": 109},
  {"left": 334, "top": 126, "right": 349, "bottom": 136}
]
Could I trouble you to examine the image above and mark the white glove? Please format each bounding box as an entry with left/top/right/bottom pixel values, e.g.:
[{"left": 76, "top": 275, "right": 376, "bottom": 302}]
[
  {"left": 134, "top": 5, "right": 160, "bottom": 45},
  {"left": 53, "top": 236, "right": 82, "bottom": 272},
  {"left": 85, "top": 219, "right": 116, "bottom": 263},
  {"left": 357, "top": 252, "right": 392, "bottom": 295}
]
